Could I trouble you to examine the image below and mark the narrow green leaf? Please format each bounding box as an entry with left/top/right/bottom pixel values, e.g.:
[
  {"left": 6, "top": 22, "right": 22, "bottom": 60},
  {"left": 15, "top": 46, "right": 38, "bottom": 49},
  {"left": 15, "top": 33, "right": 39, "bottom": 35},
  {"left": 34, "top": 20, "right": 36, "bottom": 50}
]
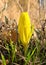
[
  {"left": 10, "top": 39, "right": 16, "bottom": 62},
  {"left": 25, "top": 47, "right": 36, "bottom": 65},
  {"left": 1, "top": 53, "right": 6, "bottom": 65}
]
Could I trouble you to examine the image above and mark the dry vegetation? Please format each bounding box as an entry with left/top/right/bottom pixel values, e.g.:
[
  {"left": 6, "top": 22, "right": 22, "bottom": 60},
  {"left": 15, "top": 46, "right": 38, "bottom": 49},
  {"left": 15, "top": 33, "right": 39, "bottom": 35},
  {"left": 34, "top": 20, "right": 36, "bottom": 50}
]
[{"left": 0, "top": 0, "right": 43, "bottom": 27}]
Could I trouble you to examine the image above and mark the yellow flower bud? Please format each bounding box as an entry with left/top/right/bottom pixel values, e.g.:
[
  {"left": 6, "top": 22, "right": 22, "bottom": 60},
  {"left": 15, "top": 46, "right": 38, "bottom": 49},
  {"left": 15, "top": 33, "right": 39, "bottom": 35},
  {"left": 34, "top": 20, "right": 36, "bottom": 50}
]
[{"left": 18, "top": 12, "right": 34, "bottom": 48}]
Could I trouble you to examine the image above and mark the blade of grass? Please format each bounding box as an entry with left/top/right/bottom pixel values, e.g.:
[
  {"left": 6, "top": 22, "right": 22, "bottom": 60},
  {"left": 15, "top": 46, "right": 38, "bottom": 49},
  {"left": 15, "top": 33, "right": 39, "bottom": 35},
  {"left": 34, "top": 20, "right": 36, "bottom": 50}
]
[
  {"left": 1, "top": 53, "right": 6, "bottom": 65},
  {"left": 24, "top": 47, "right": 36, "bottom": 65}
]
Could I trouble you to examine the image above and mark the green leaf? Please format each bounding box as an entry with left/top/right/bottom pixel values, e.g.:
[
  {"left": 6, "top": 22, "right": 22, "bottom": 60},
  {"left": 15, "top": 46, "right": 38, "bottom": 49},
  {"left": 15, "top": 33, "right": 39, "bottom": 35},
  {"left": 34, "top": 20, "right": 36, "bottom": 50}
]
[
  {"left": 1, "top": 53, "right": 6, "bottom": 65},
  {"left": 25, "top": 47, "right": 36, "bottom": 65},
  {"left": 10, "top": 39, "right": 16, "bottom": 62},
  {"left": 5, "top": 43, "right": 10, "bottom": 60}
]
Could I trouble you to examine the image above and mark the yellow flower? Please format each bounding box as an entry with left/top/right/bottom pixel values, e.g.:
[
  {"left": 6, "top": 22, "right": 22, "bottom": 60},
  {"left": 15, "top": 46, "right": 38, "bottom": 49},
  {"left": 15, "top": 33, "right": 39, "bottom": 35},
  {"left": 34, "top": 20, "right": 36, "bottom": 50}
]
[{"left": 18, "top": 12, "right": 34, "bottom": 48}]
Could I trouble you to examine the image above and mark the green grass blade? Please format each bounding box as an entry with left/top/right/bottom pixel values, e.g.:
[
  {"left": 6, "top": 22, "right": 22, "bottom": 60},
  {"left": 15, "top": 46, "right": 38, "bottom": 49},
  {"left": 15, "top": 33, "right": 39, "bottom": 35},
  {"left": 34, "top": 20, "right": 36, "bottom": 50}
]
[
  {"left": 25, "top": 47, "right": 36, "bottom": 65},
  {"left": 1, "top": 53, "right": 6, "bottom": 65}
]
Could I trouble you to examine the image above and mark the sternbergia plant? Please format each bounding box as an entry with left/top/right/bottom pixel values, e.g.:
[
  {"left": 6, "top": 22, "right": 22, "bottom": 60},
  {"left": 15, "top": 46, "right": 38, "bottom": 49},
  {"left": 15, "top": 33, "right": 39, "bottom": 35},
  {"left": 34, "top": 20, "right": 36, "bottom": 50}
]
[{"left": 18, "top": 12, "right": 34, "bottom": 54}]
